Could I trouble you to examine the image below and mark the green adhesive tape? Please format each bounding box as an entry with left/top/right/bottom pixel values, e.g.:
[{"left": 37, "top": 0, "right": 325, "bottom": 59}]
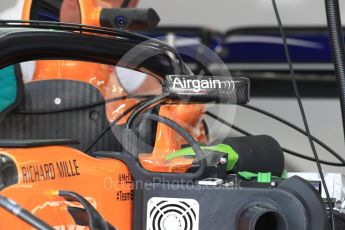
[{"left": 166, "top": 144, "right": 239, "bottom": 171}]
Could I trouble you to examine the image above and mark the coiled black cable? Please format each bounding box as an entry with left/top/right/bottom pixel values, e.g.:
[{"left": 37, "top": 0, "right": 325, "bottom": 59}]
[
  {"left": 132, "top": 113, "right": 206, "bottom": 170},
  {"left": 272, "top": 0, "right": 335, "bottom": 228},
  {"left": 325, "top": 0, "right": 345, "bottom": 148},
  {"left": 126, "top": 92, "right": 170, "bottom": 129}
]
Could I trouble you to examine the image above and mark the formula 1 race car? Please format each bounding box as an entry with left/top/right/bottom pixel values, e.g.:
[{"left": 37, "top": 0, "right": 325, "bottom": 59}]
[{"left": 0, "top": 20, "right": 328, "bottom": 230}]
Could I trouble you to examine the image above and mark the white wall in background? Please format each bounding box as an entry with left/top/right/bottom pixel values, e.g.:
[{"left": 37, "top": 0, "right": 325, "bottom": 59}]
[
  {"left": 0, "top": 0, "right": 24, "bottom": 20},
  {"left": 0, "top": 0, "right": 344, "bottom": 27},
  {"left": 138, "top": 0, "right": 345, "bottom": 30}
]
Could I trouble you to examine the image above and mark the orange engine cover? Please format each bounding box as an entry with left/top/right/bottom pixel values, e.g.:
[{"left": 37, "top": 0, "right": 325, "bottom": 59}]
[{"left": 0, "top": 146, "right": 133, "bottom": 229}]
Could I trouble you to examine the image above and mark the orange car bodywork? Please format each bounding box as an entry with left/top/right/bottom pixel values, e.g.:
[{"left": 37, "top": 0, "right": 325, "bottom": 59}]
[
  {"left": 0, "top": 1, "right": 210, "bottom": 229},
  {"left": 21, "top": 0, "right": 207, "bottom": 173},
  {"left": 0, "top": 146, "right": 133, "bottom": 229},
  {"left": 23, "top": 0, "right": 138, "bottom": 26},
  {"left": 23, "top": 0, "right": 102, "bottom": 26}
]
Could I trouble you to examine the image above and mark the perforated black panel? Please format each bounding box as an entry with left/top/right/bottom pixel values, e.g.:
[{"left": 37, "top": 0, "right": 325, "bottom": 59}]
[{"left": 0, "top": 80, "right": 121, "bottom": 152}]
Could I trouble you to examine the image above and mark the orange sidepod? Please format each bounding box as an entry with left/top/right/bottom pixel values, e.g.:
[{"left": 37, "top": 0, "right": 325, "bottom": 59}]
[{"left": 0, "top": 146, "right": 133, "bottom": 230}]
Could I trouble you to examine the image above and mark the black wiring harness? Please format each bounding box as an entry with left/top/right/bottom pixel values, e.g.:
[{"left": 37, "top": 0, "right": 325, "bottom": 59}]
[
  {"left": 273, "top": 0, "right": 335, "bottom": 228},
  {"left": 205, "top": 110, "right": 345, "bottom": 166},
  {"left": 132, "top": 113, "right": 206, "bottom": 169}
]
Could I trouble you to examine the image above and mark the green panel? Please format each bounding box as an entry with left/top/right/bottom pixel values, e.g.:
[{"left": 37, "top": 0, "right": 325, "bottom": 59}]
[
  {"left": 237, "top": 171, "right": 258, "bottom": 180},
  {"left": 0, "top": 66, "right": 17, "bottom": 112},
  {"left": 166, "top": 144, "right": 239, "bottom": 171},
  {"left": 238, "top": 171, "right": 282, "bottom": 183},
  {"left": 257, "top": 172, "right": 272, "bottom": 183}
]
